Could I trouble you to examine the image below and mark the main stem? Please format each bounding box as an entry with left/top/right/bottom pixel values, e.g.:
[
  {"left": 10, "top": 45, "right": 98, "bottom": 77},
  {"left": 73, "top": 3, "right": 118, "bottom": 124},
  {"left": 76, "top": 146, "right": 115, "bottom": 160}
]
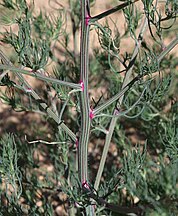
[
  {"left": 78, "top": 1, "right": 95, "bottom": 215},
  {"left": 78, "top": 0, "right": 90, "bottom": 187}
]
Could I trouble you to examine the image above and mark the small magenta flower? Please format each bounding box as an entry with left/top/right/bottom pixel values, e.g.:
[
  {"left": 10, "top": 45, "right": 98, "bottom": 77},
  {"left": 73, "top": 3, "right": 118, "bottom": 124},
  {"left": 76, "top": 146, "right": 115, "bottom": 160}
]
[
  {"left": 74, "top": 202, "right": 81, "bottom": 208},
  {"left": 82, "top": 180, "right": 90, "bottom": 190},
  {"left": 25, "top": 88, "right": 32, "bottom": 93},
  {"left": 162, "top": 45, "right": 166, "bottom": 51},
  {"left": 85, "top": 15, "right": 91, "bottom": 26},
  {"left": 89, "top": 108, "right": 94, "bottom": 119},
  {"left": 80, "top": 81, "right": 84, "bottom": 91},
  {"left": 75, "top": 139, "right": 79, "bottom": 149},
  {"left": 114, "top": 109, "right": 120, "bottom": 115}
]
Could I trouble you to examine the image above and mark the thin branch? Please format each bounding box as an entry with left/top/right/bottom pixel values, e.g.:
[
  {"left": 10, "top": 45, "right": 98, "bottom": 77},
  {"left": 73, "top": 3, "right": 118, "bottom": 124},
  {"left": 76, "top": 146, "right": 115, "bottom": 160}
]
[
  {"left": 0, "top": 64, "right": 81, "bottom": 89},
  {"left": 94, "top": 17, "right": 148, "bottom": 190},
  {"left": 157, "top": 36, "right": 178, "bottom": 63},
  {"left": 0, "top": 49, "right": 77, "bottom": 142},
  {"left": 25, "top": 135, "right": 68, "bottom": 145},
  {"left": 91, "top": 0, "right": 139, "bottom": 22}
]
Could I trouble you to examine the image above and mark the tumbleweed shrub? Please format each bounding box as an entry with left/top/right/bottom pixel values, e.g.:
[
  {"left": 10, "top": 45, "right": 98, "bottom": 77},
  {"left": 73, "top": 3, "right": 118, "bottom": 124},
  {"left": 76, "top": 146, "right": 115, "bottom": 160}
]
[{"left": 0, "top": 0, "right": 178, "bottom": 215}]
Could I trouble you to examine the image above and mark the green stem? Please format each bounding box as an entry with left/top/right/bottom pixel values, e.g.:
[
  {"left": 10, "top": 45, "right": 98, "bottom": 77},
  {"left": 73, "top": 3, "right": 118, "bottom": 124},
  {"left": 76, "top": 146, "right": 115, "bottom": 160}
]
[
  {"left": 0, "top": 64, "right": 80, "bottom": 89},
  {"left": 157, "top": 36, "right": 178, "bottom": 63},
  {"left": 79, "top": 0, "right": 90, "bottom": 184},
  {"left": 93, "top": 75, "right": 140, "bottom": 115},
  {"left": 94, "top": 18, "right": 148, "bottom": 190},
  {"left": 78, "top": 1, "right": 95, "bottom": 215}
]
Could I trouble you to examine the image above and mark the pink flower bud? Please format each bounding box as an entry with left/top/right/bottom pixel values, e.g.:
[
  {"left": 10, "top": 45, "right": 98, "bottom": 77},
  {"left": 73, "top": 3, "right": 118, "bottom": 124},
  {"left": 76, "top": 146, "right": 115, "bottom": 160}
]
[
  {"left": 25, "top": 88, "right": 32, "bottom": 93},
  {"left": 85, "top": 15, "right": 91, "bottom": 26},
  {"left": 75, "top": 139, "right": 79, "bottom": 149},
  {"left": 80, "top": 81, "right": 84, "bottom": 91},
  {"left": 89, "top": 108, "right": 94, "bottom": 119},
  {"left": 82, "top": 180, "right": 90, "bottom": 190}
]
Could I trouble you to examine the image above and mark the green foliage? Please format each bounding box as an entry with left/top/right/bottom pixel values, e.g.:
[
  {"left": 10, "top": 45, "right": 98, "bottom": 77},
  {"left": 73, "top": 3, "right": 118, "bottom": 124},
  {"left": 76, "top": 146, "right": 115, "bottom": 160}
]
[
  {"left": 0, "top": 134, "right": 22, "bottom": 215},
  {"left": 123, "top": 1, "right": 141, "bottom": 39},
  {"left": 161, "top": 117, "right": 178, "bottom": 163},
  {"left": 0, "top": 0, "right": 177, "bottom": 215},
  {"left": 0, "top": 0, "right": 65, "bottom": 70}
]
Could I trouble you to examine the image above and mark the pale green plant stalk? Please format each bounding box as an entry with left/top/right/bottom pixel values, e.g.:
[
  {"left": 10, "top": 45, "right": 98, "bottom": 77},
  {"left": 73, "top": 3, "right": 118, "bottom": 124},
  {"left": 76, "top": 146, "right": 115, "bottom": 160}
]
[
  {"left": 0, "top": 64, "right": 81, "bottom": 89},
  {"left": 77, "top": 1, "right": 96, "bottom": 214},
  {"left": 78, "top": 0, "right": 90, "bottom": 185},
  {"left": 157, "top": 36, "right": 178, "bottom": 63},
  {"left": 93, "top": 16, "right": 148, "bottom": 190},
  {"left": 78, "top": 1, "right": 142, "bottom": 214},
  {"left": 0, "top": 0, "right": 178, "bottom": 215}
]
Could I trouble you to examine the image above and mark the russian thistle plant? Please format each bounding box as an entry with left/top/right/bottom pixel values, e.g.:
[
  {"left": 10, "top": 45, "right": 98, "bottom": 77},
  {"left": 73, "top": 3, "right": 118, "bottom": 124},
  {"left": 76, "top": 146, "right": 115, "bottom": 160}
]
[{"left": 0, "top": 0, "right": 178, "bottom": 215}]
